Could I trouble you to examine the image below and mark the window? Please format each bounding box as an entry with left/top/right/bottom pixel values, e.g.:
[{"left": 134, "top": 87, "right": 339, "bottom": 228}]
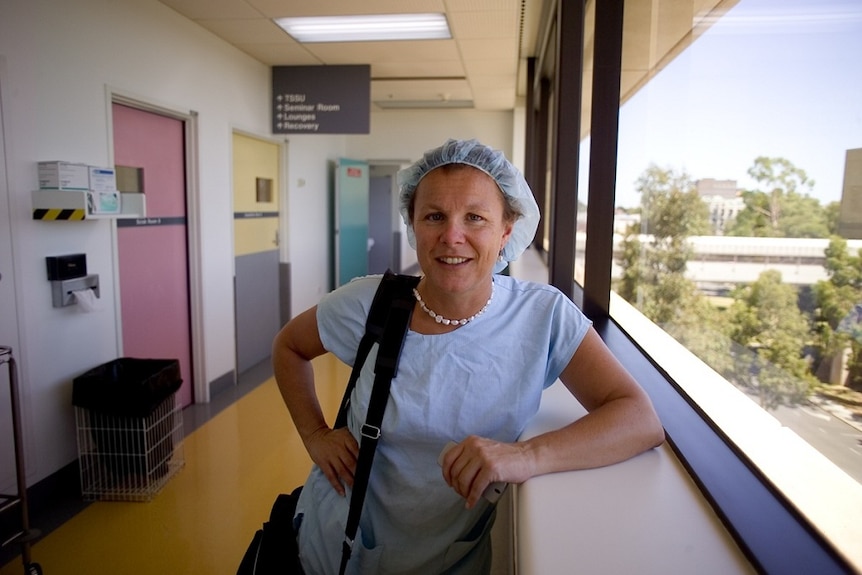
[{"left": 609, "top": 0, "right": 862, "bottom": 568}]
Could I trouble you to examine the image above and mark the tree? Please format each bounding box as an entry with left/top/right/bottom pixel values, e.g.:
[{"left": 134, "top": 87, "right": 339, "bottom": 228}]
[
  {"left": 616, "top": 228, "right": 644, "bottom": 304},
  {"left": 616, "top": 165, "right": 709, "bottom": 322},
  {"left": 615, "top": 166, "right": 730, "bottom": 370},
  {"left": 726, "top": 157, "right": 830, "bottom": 238},
  {"left": 727, "top": 270, "right": 815, "bottom": 408},
  {"left": 824, "top": 201, "right": 842, "bottom": 236},
  {"left": 812, "top": 237, "right": 862, "bottom": 389},
  {"left": 638, "top": 165, "right": 711, "bottom": 239}
]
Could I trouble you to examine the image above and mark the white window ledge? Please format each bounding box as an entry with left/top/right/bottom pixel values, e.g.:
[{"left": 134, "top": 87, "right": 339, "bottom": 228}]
[
  {"left": 610, "top": 292, "right": 862, "bottom": 570},
  {"left": 515, "top": 381, "right": 755, "bottom": 574}
]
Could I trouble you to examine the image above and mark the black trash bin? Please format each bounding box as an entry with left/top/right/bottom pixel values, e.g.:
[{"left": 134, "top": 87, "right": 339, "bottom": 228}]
[{"left": 72, "top": 358, "right": 185, "bottom": 501}]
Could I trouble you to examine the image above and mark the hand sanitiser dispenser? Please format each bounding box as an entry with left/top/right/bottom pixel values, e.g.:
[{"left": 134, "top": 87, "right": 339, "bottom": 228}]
[{"left": 46, "top": 254, "right": 100, "bottom": 308}]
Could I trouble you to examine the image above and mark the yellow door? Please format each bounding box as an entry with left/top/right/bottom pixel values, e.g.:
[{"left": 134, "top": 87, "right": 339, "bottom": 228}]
[{"left": 233, "top": 133, "right": 281, "bottom": 374}]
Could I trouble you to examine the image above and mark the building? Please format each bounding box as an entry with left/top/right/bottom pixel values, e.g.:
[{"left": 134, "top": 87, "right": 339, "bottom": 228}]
[
  {"left": 697, "top": 178, "right": 744, "bottom": 235},
  {"left": 839, "top": 148, "right": 862, "bottom": 239},
  {"left": 1, "top": 1, "right": 859, "bottom": 574}
]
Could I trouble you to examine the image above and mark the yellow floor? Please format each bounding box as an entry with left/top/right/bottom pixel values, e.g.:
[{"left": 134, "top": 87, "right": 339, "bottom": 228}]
[
  {"left": 1, "top": 355, "right": 350, "bottom": 575},
  {"left": 2, "top": 256, "right": 545, "bottom": 575}
]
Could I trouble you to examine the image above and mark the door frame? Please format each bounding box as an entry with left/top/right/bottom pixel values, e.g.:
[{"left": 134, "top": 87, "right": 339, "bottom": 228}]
[
  {"left": 369, "top": 160, "right": 411, "bottom": 273},
  {"left": 229, "top": 128, "right": 286, "bottom": 376},
  {"left": 0, "top": 55, "right": 27, "bottom": 492},
  {"left": 106, "top": 88, "right": 207, "bottom": 402}
]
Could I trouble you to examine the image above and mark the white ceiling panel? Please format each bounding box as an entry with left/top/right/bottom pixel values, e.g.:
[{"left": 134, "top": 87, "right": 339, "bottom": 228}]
[
  {"left": 445, "top": 0, "right": 522, "bottom": 13},
  {"left": 371, "top": 61, "right": 466, "bottom": 79},
  {"left": 245, "top": 0, "right": 447, "bottom": 18},
  {"left": 457, "top": 38, "right": 519, "bottom": 61},
  {"left": 158, "top": 0, "right": 261, "bottom": 20},
  {"left": 447, "top": 10, "right": 520, "bottom": 38},
  {"left": 158, "top": 0, "right": 539, "bottom": 110},
  {"left": 235, "top": 44, "right": 323, "bottom": 66},
  {"left": 303, "top": 40, "right": 461, "bottom": 64},
  {"left": 196, "top": 19, "right": 293, "bottom": 44}
]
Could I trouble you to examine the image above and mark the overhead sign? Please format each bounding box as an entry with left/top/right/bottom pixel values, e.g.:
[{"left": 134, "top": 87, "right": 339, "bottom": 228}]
[{"left": 272, "top": 65, "right": 370, "bottom": 134}]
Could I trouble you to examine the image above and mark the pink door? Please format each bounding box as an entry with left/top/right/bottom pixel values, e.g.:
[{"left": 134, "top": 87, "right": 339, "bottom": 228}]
[{"left": 112, "top": 103, "right": 193, "bottom": 407}]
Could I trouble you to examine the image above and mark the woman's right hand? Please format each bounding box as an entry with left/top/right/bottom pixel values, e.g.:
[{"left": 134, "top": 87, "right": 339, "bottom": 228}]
[{"left": 304, "top": 426, "right": 359, "bottom": 497}]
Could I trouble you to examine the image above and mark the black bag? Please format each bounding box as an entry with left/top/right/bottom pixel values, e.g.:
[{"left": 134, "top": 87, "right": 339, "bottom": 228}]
[
  {"left": 236, "top": 487, "right": 303, "bottom": 574},
  {"left": 237, "top": 271, "right": 419, "bottom": 575}
]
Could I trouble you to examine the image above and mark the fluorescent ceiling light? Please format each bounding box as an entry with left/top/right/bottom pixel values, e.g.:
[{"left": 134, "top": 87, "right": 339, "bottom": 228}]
[{"left": 274, "top": 13, "right": 451, "bottom": 43}]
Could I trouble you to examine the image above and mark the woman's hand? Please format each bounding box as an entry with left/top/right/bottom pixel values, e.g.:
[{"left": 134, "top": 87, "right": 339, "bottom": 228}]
[
  {"left": 304, "top": 426, "right": 359, "bottom": 497},
  {"left": 439, "top": 436, "right": 533, "bottom": 509},
  {"left": 273, "top": 306, "right": 360, "bottom": 496}
]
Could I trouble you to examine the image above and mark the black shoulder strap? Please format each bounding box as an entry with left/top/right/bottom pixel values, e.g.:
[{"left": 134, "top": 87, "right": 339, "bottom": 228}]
[
  {"left": 334, "top": 270, "right": 419, "bottom": 429},
  {"left": 336, "top": 270, "right": 419, "bottom": 575}
]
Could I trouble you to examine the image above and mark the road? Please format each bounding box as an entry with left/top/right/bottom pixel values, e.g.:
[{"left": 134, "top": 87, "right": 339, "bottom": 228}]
[{"left": 760, "top": 395, "right": 862, "bottom": 484}]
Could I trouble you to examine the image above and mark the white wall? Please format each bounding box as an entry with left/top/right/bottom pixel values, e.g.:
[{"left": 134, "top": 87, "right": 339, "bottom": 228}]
[
  {"left": 0, "top": 0, "right": 274, "bottom": 490},
  {"left": 284, "top": 134, "right": 346, "bottom": 314},
  {"left": 356, "top": 108, "right": 515, "bottom": 161},
  {"left": 347, "top": 108, "right": 516, "bottom": 279},
  {"left": 0, "top": 0, "right": 518, "bottom": 492},
  {"left": 286, "top": 109, "right": 515, "bottom": 314}
]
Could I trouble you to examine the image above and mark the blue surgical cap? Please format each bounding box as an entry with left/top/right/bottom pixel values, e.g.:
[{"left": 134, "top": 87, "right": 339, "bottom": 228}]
[{"left": 398, "top": 139, "right": 540, "bottom": 273}]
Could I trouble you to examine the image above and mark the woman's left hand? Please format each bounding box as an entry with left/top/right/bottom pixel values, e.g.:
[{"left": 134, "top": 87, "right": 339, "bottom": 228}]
[{"left": 439, "top": 436, "right": 532, "bottom": 509}]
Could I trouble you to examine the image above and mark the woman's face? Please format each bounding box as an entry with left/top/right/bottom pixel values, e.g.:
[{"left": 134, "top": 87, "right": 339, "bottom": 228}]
[{"left": 412, "top": 165, "right": 513, "bottom": 298}]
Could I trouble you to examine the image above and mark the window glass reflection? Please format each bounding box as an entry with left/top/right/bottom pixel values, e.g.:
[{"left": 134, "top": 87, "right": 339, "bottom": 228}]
[{"left": 611, "top": 0, "right": 862, "bottom": 560}]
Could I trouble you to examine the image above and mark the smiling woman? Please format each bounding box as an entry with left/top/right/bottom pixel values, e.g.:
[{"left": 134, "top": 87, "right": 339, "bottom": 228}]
[
  {"left": 271, "top": 138, "right": 664, "bottom": 574},
  {"left": 409, "top": 166, "right": 514, "bottom": 325}
]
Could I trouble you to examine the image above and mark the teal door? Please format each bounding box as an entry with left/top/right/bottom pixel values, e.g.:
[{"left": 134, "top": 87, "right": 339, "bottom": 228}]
[{"left": 334, "top": 158, "right": 369, "bottom": 286}]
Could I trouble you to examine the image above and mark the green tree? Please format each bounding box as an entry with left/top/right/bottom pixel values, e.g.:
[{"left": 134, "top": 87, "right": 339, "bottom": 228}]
[
  {"left": 616, "top": 165, "right": 709, "bottom": 322},
  {"left": 812, "top": 237, "right": 862, "bottom": 389},
  {"left": 638, "top": 165, "right": 711, "bottom": 239},
  {"left": 824, "top": 201, "right": 842, "bottom": 236},
  {"left": 615, "top": 165, "right": 730, "bottom": 371},
  {"left": 727, "top": 270, "right": 815, "bottom": 408},
  {"left": 727, "top": 157, "right": 830, "bottom": 238},
  {"left": 616, "top": 226, "right": 644, "bottom": 304}
]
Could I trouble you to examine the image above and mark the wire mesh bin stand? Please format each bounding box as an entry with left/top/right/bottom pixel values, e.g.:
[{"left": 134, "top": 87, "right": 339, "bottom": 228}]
[
  {"left": 0, "top": 346, "right": 43, "bottom": 575},
  {"left": 72, "top": 358, "right": 185, "bottom": 502}
]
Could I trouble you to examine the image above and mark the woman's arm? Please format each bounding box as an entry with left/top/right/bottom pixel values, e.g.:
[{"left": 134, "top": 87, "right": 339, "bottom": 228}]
[
  {"left": 441, "top": 327, "right": 664, "bottom": 508},
  {"left": 520, "top": 327, "right": 665, "bottom": 472},
  {"left": 272, "top": 306, "right": 359, "bottom": 496}
]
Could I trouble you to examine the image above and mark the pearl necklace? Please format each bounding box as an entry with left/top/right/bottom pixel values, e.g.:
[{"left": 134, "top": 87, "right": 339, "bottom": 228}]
[{"left": 412, "top": 283, "right": 494, "bottom": 326}]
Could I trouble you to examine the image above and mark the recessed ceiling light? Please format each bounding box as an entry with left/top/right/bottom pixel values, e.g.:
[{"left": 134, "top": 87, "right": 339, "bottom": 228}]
[{"left": 274, "top": 13, "right": 451, "bottom": 43}]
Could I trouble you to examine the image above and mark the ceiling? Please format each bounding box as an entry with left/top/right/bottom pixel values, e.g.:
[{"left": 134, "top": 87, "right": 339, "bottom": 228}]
[{"left": 156, "top": 0, "right": 547, "bottom": 111}]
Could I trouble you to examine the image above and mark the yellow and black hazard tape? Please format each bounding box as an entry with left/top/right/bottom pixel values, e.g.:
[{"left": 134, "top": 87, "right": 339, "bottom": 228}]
[{"left": 33, "top": 208, "right": 87, "bottom": 221}]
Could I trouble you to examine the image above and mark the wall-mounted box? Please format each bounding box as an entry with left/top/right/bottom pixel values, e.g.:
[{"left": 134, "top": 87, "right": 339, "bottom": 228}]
[
  {"left": 32, "top": 190, "right": 146, "bottom": 220},
  {"left": 89, "top": 167, "right": 117, "bottom": 192},
  {"left": 87, "top": 190, "right": 121, "bottom": 215},
  {"left": 46, "top": 253, "right": 87, "bottom": 281},
  {"left": 38, "top": 161, "right": 90, "bottom": 190}
]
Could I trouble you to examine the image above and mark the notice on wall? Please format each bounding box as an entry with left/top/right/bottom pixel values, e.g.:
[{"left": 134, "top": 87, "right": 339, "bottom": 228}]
[{"left": 272, "top": 65, "right": 370, "bottom": 135}]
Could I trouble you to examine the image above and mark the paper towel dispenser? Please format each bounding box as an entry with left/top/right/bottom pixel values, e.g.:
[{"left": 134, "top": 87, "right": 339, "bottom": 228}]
[
  {"left": 46, "top": 254, "right": 99, "bottom": 308},
  {"left": 50, "top": 274, "right": 100, "bottom": 308}
]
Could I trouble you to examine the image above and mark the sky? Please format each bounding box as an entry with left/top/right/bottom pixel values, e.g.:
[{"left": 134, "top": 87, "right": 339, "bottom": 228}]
[{"left": 607, "top": 0, "right": 862, "bottom": 209}]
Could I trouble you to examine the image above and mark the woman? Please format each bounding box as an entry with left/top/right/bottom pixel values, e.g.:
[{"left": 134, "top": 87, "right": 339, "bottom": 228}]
[{"left": 272, "top": 139, "right": 664, "bottom": 574}]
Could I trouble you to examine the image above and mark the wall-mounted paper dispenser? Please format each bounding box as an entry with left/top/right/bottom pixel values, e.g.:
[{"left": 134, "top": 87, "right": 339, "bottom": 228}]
[
  {"left": 46, "top": 253, "right": 100, "bottom": 308},
  {"left": 46, "top": 253, "right": 86, "bottom": 280},
  {"left": 50, "top": 274, "right": 100, "bottom": 308}
]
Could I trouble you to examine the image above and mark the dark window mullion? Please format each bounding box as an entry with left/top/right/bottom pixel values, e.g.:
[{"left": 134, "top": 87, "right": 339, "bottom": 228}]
[
  {"left": 583, "top": 0, "right": 624, "bottom": 318},
  {"left": 547, "top": 0, "right": 584, "bottom": 300}
]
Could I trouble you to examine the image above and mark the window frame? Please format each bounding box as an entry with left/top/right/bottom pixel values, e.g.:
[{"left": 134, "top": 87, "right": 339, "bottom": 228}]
[{"left": 526, "top": 1, "right": 856, "bottom": 572}]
